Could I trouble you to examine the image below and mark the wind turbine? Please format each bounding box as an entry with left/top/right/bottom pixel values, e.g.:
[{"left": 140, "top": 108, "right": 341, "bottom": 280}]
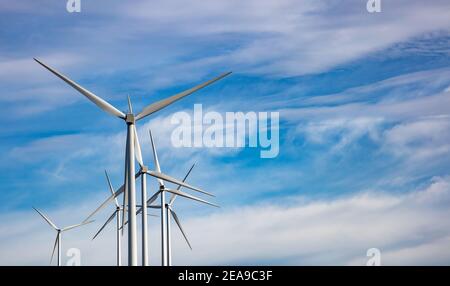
[
  {"left": 146, "top": 130, "right": 219, "bottom": 266},
  {"left": 132, "top": 180, "right": 218, "bottom": 266},
  {"left": 33, "top": 207, "right": 93, "bottom": 266},
  {"left": 144, "top": 163, "right": 205, "bottom": 265},
  {"left": 166, "top": 164, "right": 197, "bottom": 266},
  {"left": 34, "top": 58, "right": 231, "bottom": 266},
  {"left": 91, "top": 170, "right": 124, "bottom": 266}
]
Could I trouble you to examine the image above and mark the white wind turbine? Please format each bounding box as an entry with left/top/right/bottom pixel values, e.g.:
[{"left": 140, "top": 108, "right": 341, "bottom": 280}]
[
  {"left": 33, "top": 207, "right": 93, "bottom": 266},
  {"left": 146, "top": 130, "right": 219, "bottom": 266},
  {"left": 132, "top": 170, "right": 218, "bottom": 266},
  {"left": 91, "top": 170, "right": 124, "bottom": 266},
  {"left": 140, "top": 163, "right": 208, "bottom": 266},
  {"left": 34, "top": 58, "right": 231, "bottom": 266},
  {"left": 166, "top": 164, "right": 197, "bottom": 265}
]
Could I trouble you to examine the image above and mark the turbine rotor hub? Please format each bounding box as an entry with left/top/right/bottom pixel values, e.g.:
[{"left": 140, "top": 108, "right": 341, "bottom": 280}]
[{"left": 125, "top": 113, "right": 135, "bottom": 124}]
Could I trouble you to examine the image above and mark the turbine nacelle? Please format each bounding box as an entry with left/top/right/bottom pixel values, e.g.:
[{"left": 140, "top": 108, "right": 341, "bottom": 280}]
[
  {"left": 140, "top": 165, "right": 149, "bottom": 174},
  {"left": 125, "top": 113, "right": 135, "bottom": 124}
]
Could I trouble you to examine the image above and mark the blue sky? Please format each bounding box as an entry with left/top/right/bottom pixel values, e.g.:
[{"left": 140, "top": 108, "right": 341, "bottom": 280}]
[{"left": 1, "top": 0, "right": 450, "bottom": 265}]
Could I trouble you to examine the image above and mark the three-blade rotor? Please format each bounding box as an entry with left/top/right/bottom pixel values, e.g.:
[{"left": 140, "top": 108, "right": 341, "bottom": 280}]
[
  {"left": 34, "top": 58, "right": 231, "bottom": 124},
  {"left": 33, "top": 207, "right": 94, "bottom": 265}
]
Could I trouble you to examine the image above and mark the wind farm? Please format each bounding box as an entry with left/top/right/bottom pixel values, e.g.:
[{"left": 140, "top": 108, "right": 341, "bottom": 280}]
[
  {"left": 3, "top": 0, "right": 449, "bottom": 272},
  {"left": 32, "top": 58, "right": 231, "bottom": 266}
]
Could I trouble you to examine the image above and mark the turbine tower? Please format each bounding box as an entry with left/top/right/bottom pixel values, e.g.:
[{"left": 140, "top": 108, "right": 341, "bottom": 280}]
[
  {"left": 34, "top": 58, "right": 231, "bottom": 265},
  {"left": 33, "top": 207, "right": 93, "bottom": 266}
]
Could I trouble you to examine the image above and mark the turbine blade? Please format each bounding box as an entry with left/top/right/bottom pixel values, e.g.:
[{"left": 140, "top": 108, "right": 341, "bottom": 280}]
[
  {"left": 50, "top": 234, "right": 59, "bottom": 265},
  {"left": 136, "top": 190, "right": 161, "bottom": 216},
  {"left": 149, "top": 129, "right": 164, "bottom": 186},
  {"left": 62, "top": 220, "right": 94, "bottom": 232},
  {"left": 121, "top": 186, "right": 127, "bottom": 236},
  {"left": 135, "top": 72, "right": 232, "bottom": 121},
  {"left": 127, "top": 95, "right": 133, "bottom": 114},
  {"left": 83, "top": 184, "right": 125, "bottom": 223},
  {"left": 105, "top": 170, "right": 120, "bottom": 208},
  {"left": 92, "top": 212, "right": 116, "bottom": 240},
  {"left": 34, "top": 58, "right": 125, "bottom": 119},
  {"left": 170, "top": 209, "right": 192, "bottom": 250},
  {"left": 121, "top": 132, "right": 130, "bottom": 236},
  {"left": 169, "top": 163, "right": 195, "bottom": 205},
  {"left": 177, "top": 163, "right": 195, "bottom": 191},
  {"left": 121, "top": 177, "right": 128, "bottom": 236},
  {"left": 123, "top": 209, "right": 159, "bottom": 227},
  {"left": 83, "top": 171, "right": 140, "bottom": 223},
  {"left": 147, "top": 190, "right": 162, "bottom": 206},
  {"left": 33, "top": 207, "right": 58, "bottom": 230},
  {"left": 147, "top": 171, "right": 213, "bottom": 197},
  {"left": 165, "top": 189, "right": 219, "bottom": 208},
  {"left": 133, "top": 126, "right": 144, "bottom": 168}
]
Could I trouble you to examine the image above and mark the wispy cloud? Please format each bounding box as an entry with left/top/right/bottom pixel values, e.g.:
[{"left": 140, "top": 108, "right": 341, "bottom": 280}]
[
  {"left": 2, "top": 176, "right": 450, "bottom": 265},
  {"left": 122, "top": 0, "right": 450, "bottom": 76}
]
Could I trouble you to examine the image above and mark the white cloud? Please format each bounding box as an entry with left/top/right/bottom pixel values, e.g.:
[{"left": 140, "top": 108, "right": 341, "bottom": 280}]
[
  {"left": 0, "top": 53, "right": 89, "bottom": 116},
  {"left": 301, "top": 117, "right": 383, "bottom": 150},
  {"left": 2, "top": 0, "right": 449, "bottom": 119},
  {"left": 297, "top": 115, "right": 450, "bottom": 162},
  {"left": 122, "top": 0, "right": 450, "bottom": 76},
  {"left": 281, "top": 67, "right": 450, "bottom": 122},
  {"left": 383, "top": 116, "right": 450, "bottom": 161},
  {"left": 0, "top": 53, "right": 84, "bottom": 84},
  {"left": 2, "top": 176, "right": 450, "bottom": 265}
]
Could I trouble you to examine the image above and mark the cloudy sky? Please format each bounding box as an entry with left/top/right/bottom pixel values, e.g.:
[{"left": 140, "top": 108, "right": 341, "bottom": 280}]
[{"left": 1, "top": 0, "right": 450, "bottom": 265}]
